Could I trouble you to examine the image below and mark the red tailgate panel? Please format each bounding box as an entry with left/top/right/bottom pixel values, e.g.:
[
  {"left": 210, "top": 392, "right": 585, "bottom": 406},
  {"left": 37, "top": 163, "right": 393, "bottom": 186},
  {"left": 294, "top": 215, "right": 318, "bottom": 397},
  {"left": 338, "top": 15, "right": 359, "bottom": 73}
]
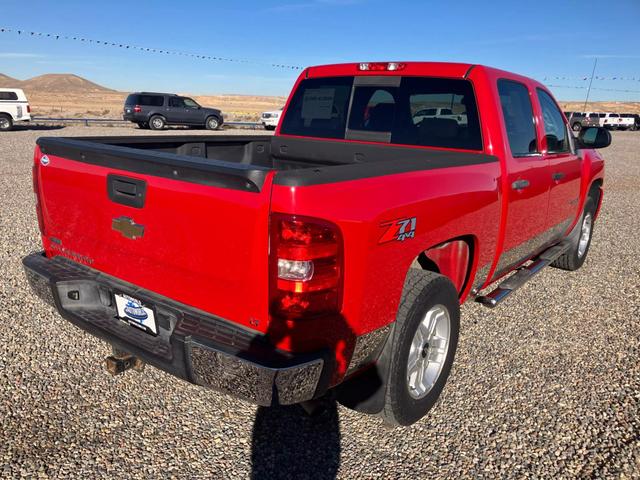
[{"left": 38, "top": 153, "right": 273, "bottom": 332}]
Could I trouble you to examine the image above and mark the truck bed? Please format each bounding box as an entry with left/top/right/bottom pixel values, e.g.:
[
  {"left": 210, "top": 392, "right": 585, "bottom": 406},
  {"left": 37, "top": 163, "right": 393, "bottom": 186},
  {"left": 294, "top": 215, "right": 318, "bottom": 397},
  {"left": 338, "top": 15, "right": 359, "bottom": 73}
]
[{"left": 37, "top": 134, "right": 496, "bottom": 191}]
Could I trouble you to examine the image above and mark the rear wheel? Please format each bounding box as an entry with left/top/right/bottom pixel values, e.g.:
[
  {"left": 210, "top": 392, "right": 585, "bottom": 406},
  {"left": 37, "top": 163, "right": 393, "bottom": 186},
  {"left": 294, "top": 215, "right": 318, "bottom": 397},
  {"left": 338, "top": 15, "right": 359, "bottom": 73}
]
[
  {"left": 264, "top": 125, "right": 276, "bottom": 131},
  {"left": 378, "top": 270, "right": 460, "bottom": 426},
  {"left": 149, "top": 115, "right": 166, "bottom": 130},
  {"left": 136, "top": 122, "right": 149, "bottom": 129},
  {"left": 0, "top": 114, "right": 13, "bottom": 131},
  {"left": 552, "top": 196, "right": 596, "bottom": 271},
  {"left": 205, "top": 116, "right": 220, "bottom": 130}
]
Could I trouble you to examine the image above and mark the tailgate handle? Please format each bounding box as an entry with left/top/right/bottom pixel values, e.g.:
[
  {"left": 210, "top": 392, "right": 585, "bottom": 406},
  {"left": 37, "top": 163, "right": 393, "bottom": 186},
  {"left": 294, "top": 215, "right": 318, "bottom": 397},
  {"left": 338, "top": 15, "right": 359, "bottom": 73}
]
[{"left": 107, "top": 175, "right": 146, "bottom": 208}]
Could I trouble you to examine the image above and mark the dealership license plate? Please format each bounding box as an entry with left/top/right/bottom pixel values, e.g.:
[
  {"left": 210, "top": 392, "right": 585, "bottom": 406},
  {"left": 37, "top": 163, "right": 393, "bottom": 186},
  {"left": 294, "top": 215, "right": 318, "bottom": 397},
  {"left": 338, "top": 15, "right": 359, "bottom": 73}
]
[{"left": 114, "top": 293, "right": 157, "bottom": 335}]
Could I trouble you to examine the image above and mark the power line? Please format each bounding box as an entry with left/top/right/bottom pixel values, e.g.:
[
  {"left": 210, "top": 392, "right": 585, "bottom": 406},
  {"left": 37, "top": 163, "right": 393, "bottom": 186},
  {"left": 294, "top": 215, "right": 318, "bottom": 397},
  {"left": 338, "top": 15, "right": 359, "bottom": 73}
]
[
  {"left": 546, "top": 84, "right": 640, "bottom": 94},
  {"left": 0, "top": 27, "right": 304, "bottom": 70}
]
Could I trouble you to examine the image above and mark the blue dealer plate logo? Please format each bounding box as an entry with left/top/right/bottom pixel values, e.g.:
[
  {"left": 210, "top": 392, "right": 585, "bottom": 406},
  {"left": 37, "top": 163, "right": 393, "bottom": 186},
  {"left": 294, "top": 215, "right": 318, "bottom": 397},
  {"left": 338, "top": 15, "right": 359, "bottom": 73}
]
[{"left": 123, "top": 300, "right": 148, "bottom": 321}]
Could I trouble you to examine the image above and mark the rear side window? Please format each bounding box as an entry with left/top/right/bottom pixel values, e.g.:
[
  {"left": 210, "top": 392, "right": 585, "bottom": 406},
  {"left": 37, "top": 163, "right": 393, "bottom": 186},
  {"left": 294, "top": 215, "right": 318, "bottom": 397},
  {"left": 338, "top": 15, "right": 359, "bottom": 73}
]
[
  {"left": 0, "top": 91, "right": 19, "bottom": 101},
  {"left": 280, "top": 76, "right": 482, "bottom": 150},
  {"left": 608, "top": 113, "right": 619, "bottom": 118},
  {"left": 537, "top": 88, "right": 569, "bottom": 153},
  {"left": 127, "top": 94, "right": 164, "bottom": 107},
  {"left": 497, "top": 80, "right": 538, "bottom": 157}
]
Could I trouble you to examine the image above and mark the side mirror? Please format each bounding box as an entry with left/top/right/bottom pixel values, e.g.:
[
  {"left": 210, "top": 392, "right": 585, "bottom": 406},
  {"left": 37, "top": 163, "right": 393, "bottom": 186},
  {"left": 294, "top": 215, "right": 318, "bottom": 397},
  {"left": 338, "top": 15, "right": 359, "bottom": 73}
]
[{"left": 577, "top": 127, "right": 611, "bottom": 149}]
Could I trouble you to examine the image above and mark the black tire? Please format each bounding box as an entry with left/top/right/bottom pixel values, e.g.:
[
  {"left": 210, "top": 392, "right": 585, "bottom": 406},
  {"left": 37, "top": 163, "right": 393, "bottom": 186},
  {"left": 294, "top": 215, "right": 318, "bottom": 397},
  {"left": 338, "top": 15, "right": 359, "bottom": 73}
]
[
  {"left": 205, "top": 116, "right": 220, "bottom": 130},
  {"left": 149, "top": 115, "right": 166, "bottom": 130},
  {"left": 264, "top": 125, "right": 276, "bottom": 131},
  {"left": 0, "top": 114, "right": 13, "bottom": 131},
  {"left": 136, "top": 122, "right": 149, "bottom": 129},
  {"left": 551, "top": 196, "right": 596, "bottom": 271},
  {"left": 572, "top": 122, "right": 582, "bottom": 132},
  {"left": 378, "top": 270, "right": 460, "bottom": 426}
]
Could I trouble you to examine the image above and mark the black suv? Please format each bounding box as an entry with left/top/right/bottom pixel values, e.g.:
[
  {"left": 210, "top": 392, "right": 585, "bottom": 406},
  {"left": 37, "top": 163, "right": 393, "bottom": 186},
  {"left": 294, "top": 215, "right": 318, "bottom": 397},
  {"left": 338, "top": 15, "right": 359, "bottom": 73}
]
[{"left": 123, "top": 92, "right": 223, "bottom": 130}]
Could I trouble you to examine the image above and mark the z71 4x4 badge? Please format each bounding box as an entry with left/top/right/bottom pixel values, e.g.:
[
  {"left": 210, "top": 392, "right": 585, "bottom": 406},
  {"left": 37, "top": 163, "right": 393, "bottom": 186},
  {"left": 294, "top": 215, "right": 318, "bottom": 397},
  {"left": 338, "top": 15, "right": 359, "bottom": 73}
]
[{"left": 379, "top": 217, "right": 417, "bottom": 243}]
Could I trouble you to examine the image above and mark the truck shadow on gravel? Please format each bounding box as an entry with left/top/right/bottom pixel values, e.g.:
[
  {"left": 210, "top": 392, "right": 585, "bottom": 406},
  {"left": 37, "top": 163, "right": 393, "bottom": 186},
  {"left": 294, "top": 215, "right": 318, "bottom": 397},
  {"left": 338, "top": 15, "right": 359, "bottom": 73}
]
[{"left": 250, "top": 399, "right": 341, "bottom": 480}]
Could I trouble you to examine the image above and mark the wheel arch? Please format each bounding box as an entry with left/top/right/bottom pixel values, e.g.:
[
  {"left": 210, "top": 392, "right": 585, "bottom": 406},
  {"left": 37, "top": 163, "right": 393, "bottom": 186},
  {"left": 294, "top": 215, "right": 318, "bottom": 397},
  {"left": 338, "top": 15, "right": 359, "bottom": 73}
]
[
  {"left": 589, "top": 178, "right": 604, "bottom": 219},
  {"left": 410, "top": 235, "right": 478, "bottom": 301}
]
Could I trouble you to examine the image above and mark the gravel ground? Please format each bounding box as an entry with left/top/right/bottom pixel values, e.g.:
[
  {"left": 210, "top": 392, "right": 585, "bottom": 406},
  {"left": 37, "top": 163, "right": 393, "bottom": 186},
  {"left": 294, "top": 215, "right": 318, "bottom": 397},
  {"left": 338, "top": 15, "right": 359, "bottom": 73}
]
[{"left": 0, "top": 126, "right": 638, "bottom": 479}]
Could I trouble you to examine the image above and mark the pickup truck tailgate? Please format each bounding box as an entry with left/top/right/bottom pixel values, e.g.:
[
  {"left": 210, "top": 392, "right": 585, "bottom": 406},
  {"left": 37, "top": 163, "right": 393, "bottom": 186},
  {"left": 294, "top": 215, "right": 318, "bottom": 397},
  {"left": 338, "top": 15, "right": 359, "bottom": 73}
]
[{"left": 35, "top": 139, "right": 273, "bottom": 331}]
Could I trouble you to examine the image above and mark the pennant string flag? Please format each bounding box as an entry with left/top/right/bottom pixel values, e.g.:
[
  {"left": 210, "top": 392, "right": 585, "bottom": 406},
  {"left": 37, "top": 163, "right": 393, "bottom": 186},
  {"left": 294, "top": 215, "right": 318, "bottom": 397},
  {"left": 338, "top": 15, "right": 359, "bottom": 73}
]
[{"left": 0, "top": 26, "right": 304, "bottom": 70}]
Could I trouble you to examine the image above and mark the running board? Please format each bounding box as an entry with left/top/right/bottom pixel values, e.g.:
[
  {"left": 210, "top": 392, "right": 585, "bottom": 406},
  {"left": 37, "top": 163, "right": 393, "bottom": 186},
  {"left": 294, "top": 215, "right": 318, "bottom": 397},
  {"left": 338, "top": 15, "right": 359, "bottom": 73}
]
[{"left": 475, "top": 241, "right": 571, "bottom": 308}]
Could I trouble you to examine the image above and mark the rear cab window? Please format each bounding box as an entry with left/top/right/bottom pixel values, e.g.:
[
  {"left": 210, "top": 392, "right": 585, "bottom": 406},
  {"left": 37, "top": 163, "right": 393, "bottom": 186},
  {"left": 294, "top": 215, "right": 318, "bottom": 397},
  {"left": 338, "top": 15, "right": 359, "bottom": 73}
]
[{"left": 280, "top": 76, "right": 482, "bottom": 151}]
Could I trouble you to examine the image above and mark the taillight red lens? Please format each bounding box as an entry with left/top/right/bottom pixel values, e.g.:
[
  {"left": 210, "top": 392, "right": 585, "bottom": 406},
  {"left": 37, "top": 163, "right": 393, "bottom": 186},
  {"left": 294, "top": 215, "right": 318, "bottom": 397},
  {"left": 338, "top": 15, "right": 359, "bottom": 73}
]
[
  {"left": 270, "top": 214, "right": 343, "bottom": 320},
  {"left": 27, "top": 105, "right": 31, "bottom": 113},
  {"left": 133, "top": 105, "right": 142, "bottom": 113}
]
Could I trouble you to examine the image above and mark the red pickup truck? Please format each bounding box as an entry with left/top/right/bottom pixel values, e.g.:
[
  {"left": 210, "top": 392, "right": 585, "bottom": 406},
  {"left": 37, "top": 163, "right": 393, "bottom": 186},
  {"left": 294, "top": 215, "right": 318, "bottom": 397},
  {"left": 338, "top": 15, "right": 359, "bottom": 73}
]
[{"left": 23, "top": 62, "right": 610, "bottom": 426}]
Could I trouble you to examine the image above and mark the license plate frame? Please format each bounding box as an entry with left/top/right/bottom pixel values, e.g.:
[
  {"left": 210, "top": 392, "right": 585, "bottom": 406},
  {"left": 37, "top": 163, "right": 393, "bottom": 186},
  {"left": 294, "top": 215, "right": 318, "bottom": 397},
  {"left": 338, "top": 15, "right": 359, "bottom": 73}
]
[{"left": 113, "top": 292, "right": 158, "bottom": 336}]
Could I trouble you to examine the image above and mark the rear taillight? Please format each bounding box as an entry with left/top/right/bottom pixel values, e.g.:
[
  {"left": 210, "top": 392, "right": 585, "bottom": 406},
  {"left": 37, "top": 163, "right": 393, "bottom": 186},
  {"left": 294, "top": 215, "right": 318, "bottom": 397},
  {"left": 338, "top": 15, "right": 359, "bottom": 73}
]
[
  {"left": 32, "top": 158, "right": 45, "bottom": 235},
  {"left": 27, "top": 105, "right": 31, "bottom": 113},
  {"left": 133, "top": 105, "right": 142, "bottom": 113},
  {"left": 270, "top": 214, "right": 343, "bottom": 320}
]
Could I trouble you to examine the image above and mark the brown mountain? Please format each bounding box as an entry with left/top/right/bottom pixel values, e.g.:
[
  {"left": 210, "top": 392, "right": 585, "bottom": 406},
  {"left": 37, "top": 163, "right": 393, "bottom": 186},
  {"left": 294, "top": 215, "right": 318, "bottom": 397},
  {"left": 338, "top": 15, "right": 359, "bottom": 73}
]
[
  {"left": 19, "top": 74, "right": 113, "bottom": 93},
  {"left": 0, "top": 73, "right": 21, "bottom": 88}
]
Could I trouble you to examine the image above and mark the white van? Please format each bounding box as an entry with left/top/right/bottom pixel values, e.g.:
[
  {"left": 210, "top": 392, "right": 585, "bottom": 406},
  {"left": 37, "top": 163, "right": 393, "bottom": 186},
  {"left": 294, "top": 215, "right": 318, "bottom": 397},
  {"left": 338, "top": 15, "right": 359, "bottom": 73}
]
[{"left": 0, "top": 88, "right": 31, "bottom": 131}]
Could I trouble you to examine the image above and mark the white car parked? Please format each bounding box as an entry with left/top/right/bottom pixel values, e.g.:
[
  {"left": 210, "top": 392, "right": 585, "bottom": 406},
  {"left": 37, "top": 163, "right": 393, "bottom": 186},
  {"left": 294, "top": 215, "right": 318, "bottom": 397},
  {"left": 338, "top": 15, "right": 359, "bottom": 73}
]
[
  {"left": 412, "top": 107, "right": 468, "bottom": 126},
  {"left": 261, "top": 108, "right": 283, "bottom": 131},
  {"left": 608, "top": 113, "right": 634, "bottom": 130},
  {"left": 0, "top": 88, "right": 31, "bottom": 131},
  {"left": 602, "top": 113, "right": 622, "bottom": 130}
]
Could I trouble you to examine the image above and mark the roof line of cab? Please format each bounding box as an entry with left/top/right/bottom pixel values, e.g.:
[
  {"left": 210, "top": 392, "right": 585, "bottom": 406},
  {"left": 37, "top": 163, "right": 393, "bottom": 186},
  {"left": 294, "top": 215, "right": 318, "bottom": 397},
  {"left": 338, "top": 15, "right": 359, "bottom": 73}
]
[{"left": 302, "top": 62, "right": 550, "bottom": 90}]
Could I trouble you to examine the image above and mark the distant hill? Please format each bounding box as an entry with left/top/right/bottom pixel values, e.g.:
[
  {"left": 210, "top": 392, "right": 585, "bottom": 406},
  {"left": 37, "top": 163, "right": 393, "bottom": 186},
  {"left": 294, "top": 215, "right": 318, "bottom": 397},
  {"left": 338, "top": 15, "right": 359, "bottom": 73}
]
[
  {"left": 20, "top": 74, "right": 114, "bottom": 93},
  {"left": 0, "top": 73, "right": 21, "bottom": 88},
  {"left": 0, "top": 73, "right": 113, "bottom": 93}
]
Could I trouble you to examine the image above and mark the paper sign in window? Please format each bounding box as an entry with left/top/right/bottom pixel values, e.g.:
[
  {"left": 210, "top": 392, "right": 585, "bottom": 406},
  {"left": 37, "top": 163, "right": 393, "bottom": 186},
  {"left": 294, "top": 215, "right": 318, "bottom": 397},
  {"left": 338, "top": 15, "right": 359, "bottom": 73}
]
[{"left": 301, "top": 88, "right": 335, "bottom": 120}]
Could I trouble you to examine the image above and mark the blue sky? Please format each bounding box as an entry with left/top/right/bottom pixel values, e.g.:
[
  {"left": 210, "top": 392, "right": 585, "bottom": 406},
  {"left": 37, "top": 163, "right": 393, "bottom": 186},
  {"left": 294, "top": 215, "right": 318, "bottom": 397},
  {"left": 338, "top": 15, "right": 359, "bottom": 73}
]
[{"left": 1, "top": 0, "right": 639, "bottom": 100}]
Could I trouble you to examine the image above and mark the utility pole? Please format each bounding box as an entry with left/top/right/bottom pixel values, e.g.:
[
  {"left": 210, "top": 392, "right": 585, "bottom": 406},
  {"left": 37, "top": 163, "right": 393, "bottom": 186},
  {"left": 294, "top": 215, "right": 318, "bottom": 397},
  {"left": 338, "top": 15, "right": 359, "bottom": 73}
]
[{"left": 583, "top": 58, "right": 598, "bottom": 112}]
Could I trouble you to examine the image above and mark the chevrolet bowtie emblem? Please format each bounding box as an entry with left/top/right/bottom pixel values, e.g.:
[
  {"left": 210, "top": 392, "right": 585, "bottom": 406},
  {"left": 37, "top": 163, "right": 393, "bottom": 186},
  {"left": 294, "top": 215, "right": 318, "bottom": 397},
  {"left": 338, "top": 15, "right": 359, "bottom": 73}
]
[{"left": 112, "top": 216, "right": 145, "bottom": 240}]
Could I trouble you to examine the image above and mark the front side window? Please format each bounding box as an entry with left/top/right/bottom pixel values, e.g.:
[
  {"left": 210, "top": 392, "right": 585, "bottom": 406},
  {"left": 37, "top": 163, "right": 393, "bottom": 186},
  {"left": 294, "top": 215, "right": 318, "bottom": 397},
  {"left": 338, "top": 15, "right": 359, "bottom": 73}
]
[
  {"left": 537, "top": 88, "right": 569, "bottom": 153},
  {"left": 183, "top": 97, "right": 200, "bottom": 108},
  {"left": 280, "top": 76, "right": 482, "bottom": 150},
  {"left": 497, "top": 79, "right": 538, "bottom": 157}
]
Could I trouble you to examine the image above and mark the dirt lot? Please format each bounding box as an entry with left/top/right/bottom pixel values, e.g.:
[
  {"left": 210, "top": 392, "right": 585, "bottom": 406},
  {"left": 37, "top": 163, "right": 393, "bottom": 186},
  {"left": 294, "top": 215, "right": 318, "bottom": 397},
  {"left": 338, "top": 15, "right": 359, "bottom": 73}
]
[{"left": 0, "top": 126, "right": 638, "bottom": 479}]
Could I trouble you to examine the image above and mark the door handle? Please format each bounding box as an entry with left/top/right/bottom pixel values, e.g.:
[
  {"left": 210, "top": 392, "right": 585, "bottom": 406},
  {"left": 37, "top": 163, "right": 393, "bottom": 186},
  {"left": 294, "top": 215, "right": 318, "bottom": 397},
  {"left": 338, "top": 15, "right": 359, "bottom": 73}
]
[
  {"left": 107, "top": 174, "right": 147, "bottom": 208},
  {"left": 511, "top": 179, "right": 530, "bottom": 190},
  {"left": 552, "top": 172, "right": 565, "bottom": 181}
]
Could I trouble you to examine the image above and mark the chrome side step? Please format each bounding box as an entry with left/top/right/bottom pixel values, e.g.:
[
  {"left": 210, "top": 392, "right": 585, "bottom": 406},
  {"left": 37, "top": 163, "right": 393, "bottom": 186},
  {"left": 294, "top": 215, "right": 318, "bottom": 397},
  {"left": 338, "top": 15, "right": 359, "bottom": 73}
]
[{"left": 475, "top": 241, "right": 571, "bottom": 308}]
